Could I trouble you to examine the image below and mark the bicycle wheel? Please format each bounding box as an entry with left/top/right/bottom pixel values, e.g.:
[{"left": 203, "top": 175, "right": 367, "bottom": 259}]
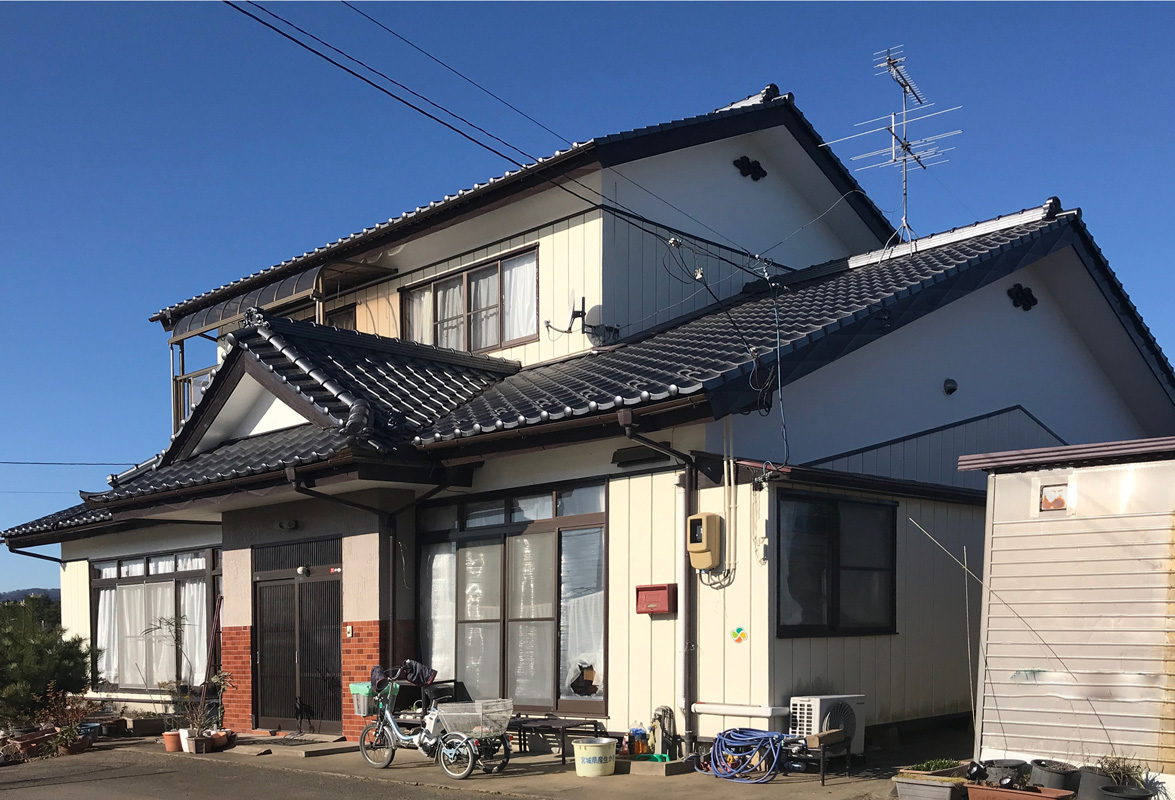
[
  {"left": 437, "top": 732, "right": 476, "bottom": 780},
  {"left": 359, "top": 722, "right": 395, "bottom": 768},
  {"left": 480, "top": 734, "right": 511, "bottom": 774}
]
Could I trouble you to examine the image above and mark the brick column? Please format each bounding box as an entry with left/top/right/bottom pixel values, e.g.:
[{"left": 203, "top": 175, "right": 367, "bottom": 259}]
[
  {"left": 341, "top": 620, "right": 386, "bottom": 740},
  {"left": 220, "top": 626, "right": 253, "bottom": 732}
]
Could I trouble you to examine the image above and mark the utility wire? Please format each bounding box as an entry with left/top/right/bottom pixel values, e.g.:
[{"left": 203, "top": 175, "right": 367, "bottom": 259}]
[
  {"left": 340, "top": 0, "right": 568, "bottom": 146},
  {"left": 0, "top": 461, "right": 136, "bottom": 467},
  {"left": 337, "top": 1, "right": 758, "bottom": 253},
  {"left": 224, "top": 2, "right": 589, "bottom": 206},
  {"left": 909, "top": 516, "right": 1117, "bottom": 753},
  {"left": 248, "top": 2, "right": 534, "bottom": 165},
  {"left": 0, "top": 491, "right": 83, "bottom": 495},
  {"left": 229, "top": 1, "right": 760, "bottom": 263}
]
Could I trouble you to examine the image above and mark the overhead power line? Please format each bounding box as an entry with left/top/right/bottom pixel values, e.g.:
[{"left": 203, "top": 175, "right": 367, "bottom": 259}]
[
  {"left": 340, "top": 1, "right": 569, "bottom": 147},
  {"left": 229, "top": 0, "right": 753, "bottom": 269},
  {"left": 337, "top": 1, "right": 761, "bottom": 254}
]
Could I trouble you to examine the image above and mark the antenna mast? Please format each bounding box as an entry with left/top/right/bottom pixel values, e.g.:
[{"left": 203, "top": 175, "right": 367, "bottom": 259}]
[{"left": 823, "top": 46, "right": 961, "bottom": 244}]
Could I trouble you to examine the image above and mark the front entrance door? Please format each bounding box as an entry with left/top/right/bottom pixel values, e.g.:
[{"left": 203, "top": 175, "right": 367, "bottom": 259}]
[{"left": 253, "top": 540, "right": 342, "bottom": 734}]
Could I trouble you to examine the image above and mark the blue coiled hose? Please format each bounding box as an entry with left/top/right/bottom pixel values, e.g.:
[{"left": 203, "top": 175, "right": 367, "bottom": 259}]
[{"left": 696, "top": 728, "right": 800, "bottom": 783}]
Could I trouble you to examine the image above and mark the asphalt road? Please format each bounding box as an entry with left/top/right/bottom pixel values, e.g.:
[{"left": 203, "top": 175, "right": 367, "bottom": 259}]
[{"left": 0, "top": 740, "right": 468, "bottom": 800}]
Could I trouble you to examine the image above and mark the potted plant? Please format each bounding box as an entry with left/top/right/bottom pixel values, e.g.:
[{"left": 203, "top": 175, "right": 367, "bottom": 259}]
[
  {"left": 36, "top": 683, "right": 99, "bottom": 757},
  {"left": 967, "top": 785, "right": 1076, "bottom": 800},
  {"left": 1032, "top": 760, "right": 1080, "bottom": 790},
  {"left": 902, "top": 759, "right": 969, "bottom": 778},
  {"left": 1078, "top": 755, "right": 1148, "bottom": 800}
]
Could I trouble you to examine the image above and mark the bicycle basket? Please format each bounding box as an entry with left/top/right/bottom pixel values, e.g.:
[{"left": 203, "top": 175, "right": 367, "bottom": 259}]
[
  {"left": 349, "top": 680, "right": 398, "bottom": 717},
  {"left": 436, "top": 698, "right": 513, "bottom": 738}
]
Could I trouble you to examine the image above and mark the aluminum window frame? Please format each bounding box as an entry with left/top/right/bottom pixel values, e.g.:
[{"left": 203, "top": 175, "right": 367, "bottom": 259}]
[
  {"left": 89, "top": 547, "right": 222, "bottom": 692},
  {"left": 400, "top": 246, "right": 540, "bottom": 353},
  {"left": 417, "top": 480, "right": 607, "bottom": 716},
  {"left": 774, "top": 489, "right": 898, "bottom": 639}
]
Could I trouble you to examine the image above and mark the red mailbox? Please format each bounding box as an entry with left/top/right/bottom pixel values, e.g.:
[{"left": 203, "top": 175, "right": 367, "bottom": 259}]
[{"left": 635, "top": 583, "right": 678, "bottom": 615}]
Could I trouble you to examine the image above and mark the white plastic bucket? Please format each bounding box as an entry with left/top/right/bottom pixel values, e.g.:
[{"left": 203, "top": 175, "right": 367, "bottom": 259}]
[{"left": 572, "top": 737, "right": 617, "bottom": 777}]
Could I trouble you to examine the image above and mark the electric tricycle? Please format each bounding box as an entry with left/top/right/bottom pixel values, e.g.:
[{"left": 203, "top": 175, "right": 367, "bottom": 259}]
[{"left": 351, "top": 661, "right": 512, "bottom": 780}]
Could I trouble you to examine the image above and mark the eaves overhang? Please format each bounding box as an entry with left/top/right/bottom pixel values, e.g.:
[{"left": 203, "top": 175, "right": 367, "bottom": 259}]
[{"left": 152, "top": 92, "right": 894, "bottom": 328}]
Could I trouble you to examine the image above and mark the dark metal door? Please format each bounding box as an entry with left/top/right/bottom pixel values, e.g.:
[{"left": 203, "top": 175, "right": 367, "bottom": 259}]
[
  {"left": 296, "top": 579, "right": 342, "bottom": 731},
  {"left": 254, "top": 576, "right": 342, "bottom": 733},
  {"left": 255, "top": 581, "right": 296, "bottom": 728}
]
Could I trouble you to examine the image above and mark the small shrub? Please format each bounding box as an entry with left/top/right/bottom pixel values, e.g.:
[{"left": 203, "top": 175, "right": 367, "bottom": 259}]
[
  {"left": 35, "top": 682, "right": 99, "bottom": 751},
  {"left": 1096, "top": 754, "right": 1147, "bottom": 787},
  {"left": 909, "top": 759, "right": 963, "bottom": 772}
]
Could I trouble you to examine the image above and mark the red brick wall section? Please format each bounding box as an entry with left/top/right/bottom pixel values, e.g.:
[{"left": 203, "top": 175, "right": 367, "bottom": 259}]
[
  {"left": 342, "top": 620, "right": 386, "bottom": 741},
  {"left": 220, "top": 626, "right": 253, "bottom": 732}
]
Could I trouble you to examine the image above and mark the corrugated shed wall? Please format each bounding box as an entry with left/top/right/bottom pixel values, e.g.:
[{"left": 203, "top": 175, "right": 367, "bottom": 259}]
[
  {"left": 811, "top": 407, "right": 1066, "bottom": 491},
  {"left": 770, "top": 486, "right": 985, "bottom": 726},
  {"left": 978, "top": 464, "right": 1175, "bottom": 772}
]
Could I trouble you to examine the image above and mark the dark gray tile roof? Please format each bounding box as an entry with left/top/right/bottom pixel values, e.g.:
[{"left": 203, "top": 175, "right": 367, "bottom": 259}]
[
  {"left": 222, "top": 314, "right": 519, "bottom": 451},
  {"left": 79, "top": 313, "right": 519, "bottom": 505},
  {"left": 4, "top": 503, "right": 112, "bottom": 538},
  {"left": 91, "top": 424, "right": 347, "bottom": 502},
  {"left": 152, "top": 90, "right": 891, "bottom": 326},
  {"left": 417, "top": 208, "right": 1072, "bottom": 444}
]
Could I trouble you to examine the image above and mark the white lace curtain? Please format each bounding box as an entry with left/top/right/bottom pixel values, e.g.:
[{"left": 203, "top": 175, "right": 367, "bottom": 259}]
[
  {"left": 96, "top": 588, "right": 118, "bottom": 683},
  {"left": 180, "top": 579, "right": 208, "bottom": 684},
  {"left": 419, "top": 542, "right": 456, "bottom": 680},
  {"left": 502, "top": 251, "right": 537, "bottom": 342}
]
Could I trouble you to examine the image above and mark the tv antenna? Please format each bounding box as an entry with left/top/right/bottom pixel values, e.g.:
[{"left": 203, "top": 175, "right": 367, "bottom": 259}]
[{"left": 823, "top": 46, "right": 961, "bottom": 244}]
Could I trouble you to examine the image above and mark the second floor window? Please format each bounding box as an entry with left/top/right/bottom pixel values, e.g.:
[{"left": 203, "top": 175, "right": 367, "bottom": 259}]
[{"left": 403, "top": 249, "right": 538, "bottom": 352}]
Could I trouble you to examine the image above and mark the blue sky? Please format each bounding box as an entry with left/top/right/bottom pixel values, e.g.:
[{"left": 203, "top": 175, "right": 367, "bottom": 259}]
[{"left": 2, "top": 2, "right": 1173, "bottom": 591}]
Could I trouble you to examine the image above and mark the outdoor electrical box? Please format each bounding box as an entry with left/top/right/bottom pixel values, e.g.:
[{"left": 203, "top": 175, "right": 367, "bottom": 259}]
[{"left": 687, "top": 512, "right": 721, "bottom": 570}]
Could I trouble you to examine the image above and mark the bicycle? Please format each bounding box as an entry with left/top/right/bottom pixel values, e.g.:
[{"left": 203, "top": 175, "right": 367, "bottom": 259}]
[{"left": 351, "top": 664, "right": 511, "bottom": 780}]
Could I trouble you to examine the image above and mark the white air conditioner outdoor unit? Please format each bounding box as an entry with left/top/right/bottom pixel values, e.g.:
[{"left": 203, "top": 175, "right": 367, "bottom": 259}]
[{"left": 788, "top": 694, "right": 866, "bottom": 755}]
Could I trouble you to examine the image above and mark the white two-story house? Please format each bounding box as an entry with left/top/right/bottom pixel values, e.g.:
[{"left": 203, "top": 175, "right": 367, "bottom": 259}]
[{"left": 7, "top": 85, "right": 1175, "bottom": 748}]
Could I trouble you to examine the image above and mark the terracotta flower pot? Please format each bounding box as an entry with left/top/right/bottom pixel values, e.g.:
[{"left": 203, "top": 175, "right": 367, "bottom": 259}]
[
  {"left": 162, "top": 731, "right": 183, "bottom": 752},
  {"left": 59, "top": 737, "right": 90, "bottom": 756},
  {"left": 967, "top": 784, "right": 1075, "bottom": 800}
]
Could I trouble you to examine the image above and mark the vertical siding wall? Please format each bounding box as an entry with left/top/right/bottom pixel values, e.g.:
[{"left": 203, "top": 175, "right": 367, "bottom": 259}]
[
  {"left": 811, "top": 407, "right": 1066, "bottom": 492},
  {"left": 978, "top": 464, "right": 1175, "bottom": 772},
  {"left": 600, "top": 215, "right": 765, "bottom": 340},
  {"left": 692, "top": 479, "right": 774, "bottom": 737},
  {"left": 60, "top": 560, "right": 91, "bottom": 642},
  {"left": 770, "top": 486, "right": 985, "bottom": 727},
  {"left": 607, "top": 470, "right": 687, "bottom": 732},
  {"left": 325, "top": 210, "right": 603, "bottom": 366}
]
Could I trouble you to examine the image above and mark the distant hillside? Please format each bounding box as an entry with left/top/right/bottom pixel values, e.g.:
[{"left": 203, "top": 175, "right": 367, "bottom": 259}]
[{"left": 0, "top": 588, "right": 60, "bottom": 603}]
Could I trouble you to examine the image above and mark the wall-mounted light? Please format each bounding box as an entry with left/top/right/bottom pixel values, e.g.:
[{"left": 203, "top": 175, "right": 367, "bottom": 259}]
[
  {"left": 296, "top": 565, "right": 311, "bottom": 576},
  {"left": 943, "top": 378, "right": 959, "bottom": 396},
  {"left": 277, "top": 520, "right": 299, "bottom": 530}
]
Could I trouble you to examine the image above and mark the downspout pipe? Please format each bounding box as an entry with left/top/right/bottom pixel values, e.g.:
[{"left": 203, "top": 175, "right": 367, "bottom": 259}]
[
  {"left": 288, "top": 477, "right": 448, "bottom": 669},
  {"left": 620, "top": 410, "right": 698, "bottom": 752},
  {"left": 5, "top": 545, "right": 65, "bottom": 565}
]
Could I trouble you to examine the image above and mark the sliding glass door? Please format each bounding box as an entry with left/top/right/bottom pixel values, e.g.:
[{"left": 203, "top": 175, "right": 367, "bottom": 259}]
[{"left": 417, "top": 484, "right": 606, "bottom": 713}]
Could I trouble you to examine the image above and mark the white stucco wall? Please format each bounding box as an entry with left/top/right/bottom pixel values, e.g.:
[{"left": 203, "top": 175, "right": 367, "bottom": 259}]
[
  {"left": 715, "top": 252, "right": 1161, "bottom": 471},
  {"left": 58, "top": 523, "right": 223, "bottom": 654},
  {"left": 600, "top": 128, "right": 880, "bottom": 340}
]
